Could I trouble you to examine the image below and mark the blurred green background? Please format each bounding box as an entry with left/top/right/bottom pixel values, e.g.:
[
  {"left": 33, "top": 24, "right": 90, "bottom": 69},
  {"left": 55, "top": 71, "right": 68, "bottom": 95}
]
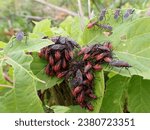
[{"left": 0, "top": 0, "right": 150, "bottom": 42}]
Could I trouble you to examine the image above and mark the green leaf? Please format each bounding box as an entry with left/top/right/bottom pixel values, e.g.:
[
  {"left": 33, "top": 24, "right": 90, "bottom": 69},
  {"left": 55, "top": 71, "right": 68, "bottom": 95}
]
[
  {"left": 0, "top": 60, "right": 6, "bottom": 84},
  {"left": 51, "top": 105, "right": 87, "bottom": 113},
  {"left": 100, "top": 75, "right": 129, "bottom": 113},
  {"left": 108, "top": 17, "right": 150, "bottom": 79},
  {"left": 33, "top": 19, "right": 53, "bottom": 37},
  {"left": 0, "top": 51, "right": 44, "bottom": 112},
  {"left": 60, "top": 16, "right": 85, "bottom": 43},
  {"left": 128, "top": 75, "right": 150, "bottom": 112},
  {"left": 81, "top": 27, "right": 105, "bottom": 46},
  {"left": 91, "top": 71, "right": 105, "bottom": 112},
  {"left": 31, "top": 53, "right": 63, "bottom": 90},
  {"left": 0, "top": 41, "right": 6, "bottom": 48},
  {"left": 4, "top": 38, "right": 53, "bottom": 53}
]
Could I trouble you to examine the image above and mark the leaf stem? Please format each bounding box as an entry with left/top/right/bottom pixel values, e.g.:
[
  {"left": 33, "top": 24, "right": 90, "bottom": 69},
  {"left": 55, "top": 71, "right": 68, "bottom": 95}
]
[{"left": 0, "top": 84, "right": 14, "bottom": 88}]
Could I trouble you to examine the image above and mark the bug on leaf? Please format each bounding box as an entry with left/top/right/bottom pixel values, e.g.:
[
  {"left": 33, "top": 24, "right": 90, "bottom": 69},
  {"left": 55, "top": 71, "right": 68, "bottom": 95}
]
[
  {"left": 114, "top": 9, "right": 121, "bottom": 20},
  {"left": 109, "top": 60, "right": 132, "bottom": 75},
  {"left": 98, "top": 24, "right": 113, "bottom": 32},
  {"left": 87, "top": 21, "right": 98, "bottom": 29},
  {"left": 10, "top": 31, "right": 28, "bottom": 47},
  {"left": 99, "top": 9, "right": 107, "bottom": 21},
  {"left": 124, "top": 9, "right": 135, "bottom": 19}
]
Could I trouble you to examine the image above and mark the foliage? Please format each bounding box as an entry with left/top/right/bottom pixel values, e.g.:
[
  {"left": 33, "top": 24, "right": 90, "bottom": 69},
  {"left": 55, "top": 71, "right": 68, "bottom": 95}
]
[{"left": 0, "top": 4, "right": 150, "bottom": 113}]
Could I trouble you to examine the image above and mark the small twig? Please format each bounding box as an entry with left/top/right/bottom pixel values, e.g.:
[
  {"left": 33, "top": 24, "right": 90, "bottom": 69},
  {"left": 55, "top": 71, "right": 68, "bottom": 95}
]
[
  {"left": 25, "top": 15, "right": 45, "bottom": 21},
  {"left": 88, "top": 0, "right": 91, "bottom": 19},
  {"left": 0, "top": 84, "right": 14, "bottom": 88},
  {"left": 3, "top": 72, "right": 13, "bottom": 84},
  {"left": 77, "top": 0, "right": 84, "bottom": 31},
  {"left": 34, "top": 0, "right": 78, "bottom": 16}
]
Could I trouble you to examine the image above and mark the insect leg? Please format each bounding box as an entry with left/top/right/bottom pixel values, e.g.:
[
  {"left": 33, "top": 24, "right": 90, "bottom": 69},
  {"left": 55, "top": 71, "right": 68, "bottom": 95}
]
[{"left": 125, "top": 67, "right": 132, "bottom": 76}]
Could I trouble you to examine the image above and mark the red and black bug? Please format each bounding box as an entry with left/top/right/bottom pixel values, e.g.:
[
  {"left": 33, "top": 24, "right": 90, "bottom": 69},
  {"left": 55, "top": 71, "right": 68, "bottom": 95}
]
[
  {"left": 87, "top": 21, "right": 98, "bottom": 29},
  {"left": 109, "top": 60, "right": 132, "bottom": 68},
  {"left": 109, "top": 60, "right": 132, "bottom": 74}
]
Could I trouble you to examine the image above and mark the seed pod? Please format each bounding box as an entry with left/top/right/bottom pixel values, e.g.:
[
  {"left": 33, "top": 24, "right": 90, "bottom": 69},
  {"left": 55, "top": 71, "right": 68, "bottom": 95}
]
[
  {"left": 45, "top": 64, "right": 50, "bottom": 75},
  {"left": 86, "top": 72, "right": 93, "bottom": 81},
  {"left": 53, "top": 60, "right": 61, "bottom": 72},
  {"left": 93, "top": 64, "right": 102, "bottom": 71},
  {"left": 57, "top": 71, "right": 68, "bottom": 78},
  {"left": 84, "top": 62, "right": 92, "bottom": 73},
  {"left": 76, "top": 91, "right": 85, "bottom": 103},
  {"left": 54, "top": 50, "right": 61, "bottom": 61},
  {"left": 65, "top": 50, "right": 71, "bottom": 61},
  {"left": 62, "top": 58, "right": 67, "bottom": 69},
  {"left": 104, "top": 57, "right": 112, "bottom": 63},
  {"left": 72, "top": 86, "right": 83, "bottom": 97},
  {"left": 86, "top": 103, "right": 94, "bottom": 111},
  {"left": 49, "top": 55, "right": 54, "bottom": 66},
  {"left": 83, "top": 53, "right": 90, "bottom": 61}
]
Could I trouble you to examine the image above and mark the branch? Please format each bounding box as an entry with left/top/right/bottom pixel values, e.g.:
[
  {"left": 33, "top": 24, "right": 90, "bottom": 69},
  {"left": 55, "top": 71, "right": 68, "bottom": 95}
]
[
  {"left": 77, "top": 0, "right": 84, "bottom": 31},
  {"left": 88, "top": 0, "right": 91, "bottom": 19},
  {"left": 34, "top": 0, "right": 78, "bottom": 16}
]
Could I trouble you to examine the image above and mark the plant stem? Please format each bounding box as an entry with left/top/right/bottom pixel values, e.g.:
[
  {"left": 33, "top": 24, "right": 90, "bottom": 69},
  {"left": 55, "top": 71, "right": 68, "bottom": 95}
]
[{"left": 34, "top": 0, "right": 78, "bottom": 16}]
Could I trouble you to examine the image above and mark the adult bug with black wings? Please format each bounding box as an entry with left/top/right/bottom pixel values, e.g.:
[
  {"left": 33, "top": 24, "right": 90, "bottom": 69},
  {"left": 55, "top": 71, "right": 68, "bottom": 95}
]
[{"left": 109, "top": 60, "right": 132, "bottom": 75}]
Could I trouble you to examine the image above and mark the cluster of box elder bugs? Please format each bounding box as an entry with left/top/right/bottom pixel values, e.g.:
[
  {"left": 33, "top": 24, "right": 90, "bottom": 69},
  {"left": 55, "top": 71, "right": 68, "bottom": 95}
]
[
  {"left": 38, "top": 36, "right": 132, "bottom": 111},
  {"left": 87, "top": 8, "right": 135, "bottom": 31}
]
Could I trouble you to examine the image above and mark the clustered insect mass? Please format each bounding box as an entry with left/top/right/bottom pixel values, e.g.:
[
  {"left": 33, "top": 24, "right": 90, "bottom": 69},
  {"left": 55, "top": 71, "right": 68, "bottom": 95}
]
[
  {"left": 38, "top": 35, "right": 132, "bottom": 111},
  {"left": 38, "top": 36, "right": 79, "bottom": 78},
  {"left": 38, "top": 8, "right": 134, "bottom": 111}
]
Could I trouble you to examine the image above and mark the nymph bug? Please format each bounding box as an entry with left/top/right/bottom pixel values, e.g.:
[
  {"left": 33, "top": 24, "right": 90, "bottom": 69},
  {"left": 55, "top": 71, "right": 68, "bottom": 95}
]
[
  {"left": 10, "top": 31, "right": 28, "bottom": 47},
  {"left": 114, "top": 9, "right": 121, "bottom": 20},
  {"left": 124, "top": 9, "right": 135, "bottom": 19},
  {"left": 16, "top": 31, "right": 25, "bottom": 41},
  {"left": 99, "top": 9, "right": 107, "bottom": 21}
]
